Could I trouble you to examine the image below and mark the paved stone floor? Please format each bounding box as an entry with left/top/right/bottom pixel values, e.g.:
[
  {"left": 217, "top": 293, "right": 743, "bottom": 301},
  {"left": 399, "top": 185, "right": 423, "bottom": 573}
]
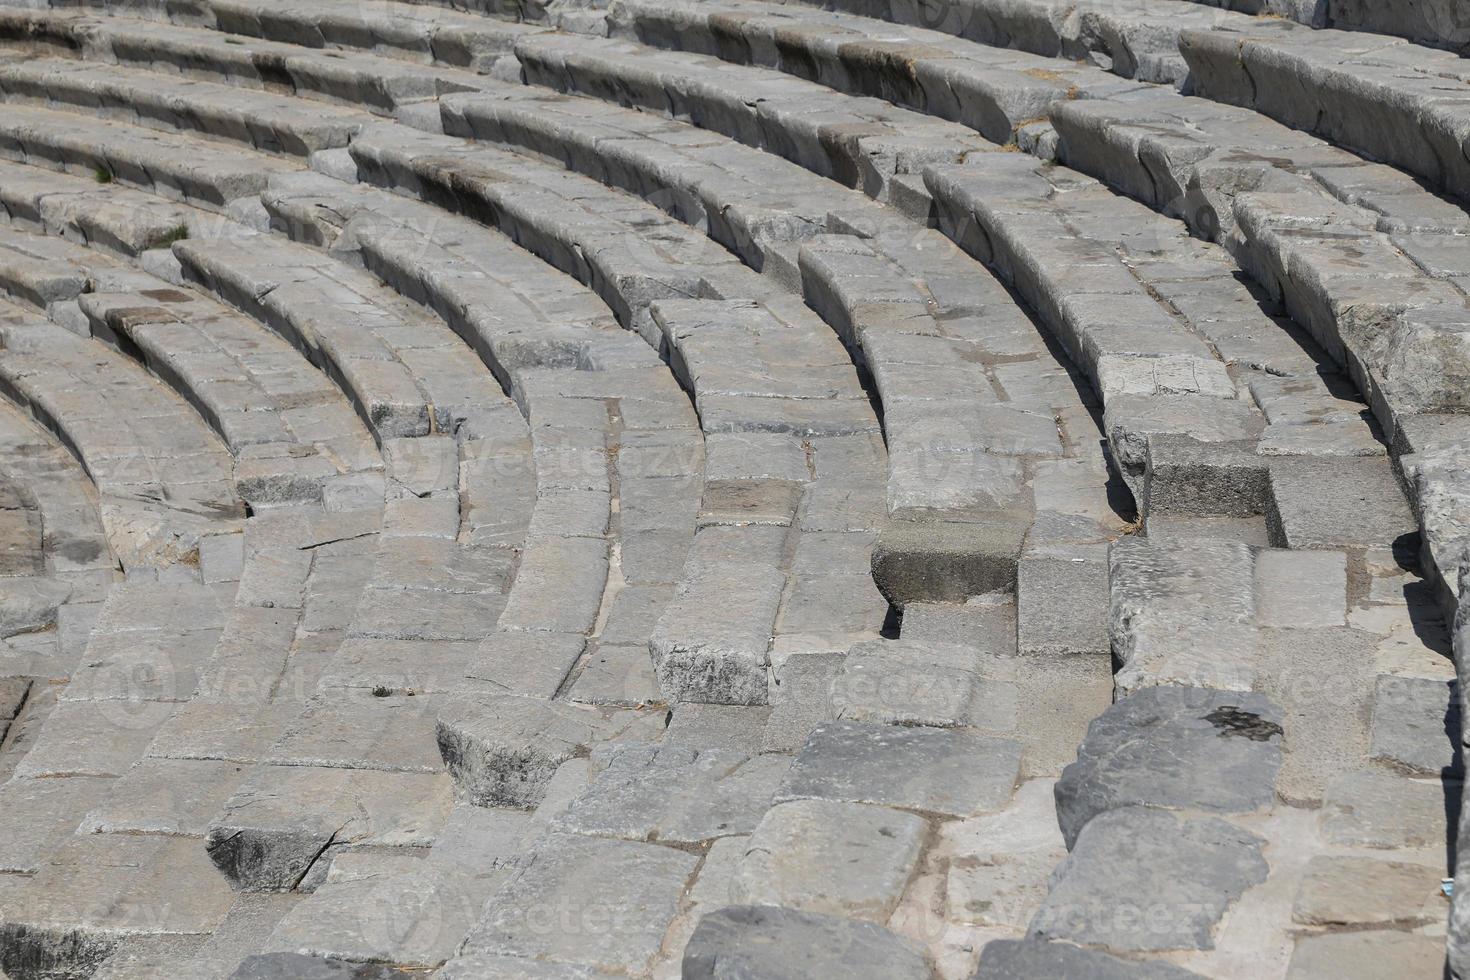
[{"left": 0, "top": 0, "right": 1464, "bottom": 977}]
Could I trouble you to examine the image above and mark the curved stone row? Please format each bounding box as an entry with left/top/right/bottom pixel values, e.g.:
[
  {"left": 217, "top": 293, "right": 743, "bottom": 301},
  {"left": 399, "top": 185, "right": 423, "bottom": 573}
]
[
  {"left": 523, "top": 0, "right": 1464, "bottom": 975},
  {"left": 0, "top": 6, "right": 497, "bottom": 112},
  {"left": 0, "top": 11, "right": 1050, "bottom": 612},
  {"left": 0, "top": 21, "right": 893, "bottom": 975},
  {"left": 742, "top": 0, "right": 1470, "bottom": 212},
  {"left": 586, "top": 0, "right": 1470, "bottom": 612},
  {"left": 0, "top": 189, "right": 383, "bottom": 507},
  {"left": 485, "top": 11, "right": 1405, "bottom": 550},
  {"left": 0, "top": 242, "right": 265, "bottom": 976},
  {"left": 0, "top": 99, "right": 707, "bottom": 977},
  {"left": 0, "top": 105, "right": 505, "bottom": 980},
  {"left": 0, "top": 250, "right": 244, "bottom": 567},
  {"left": 0, "top": 392, "right": 115, "bottom": 822},
  {"left": 600, "top": 0, "right": 1470, "bottom": 623},
  {"left": 0, "top": 0, "right": 1459, "bottom": 976},
  {"left": 1178, "top": 0, "right": 1470, "bottom": 54}
]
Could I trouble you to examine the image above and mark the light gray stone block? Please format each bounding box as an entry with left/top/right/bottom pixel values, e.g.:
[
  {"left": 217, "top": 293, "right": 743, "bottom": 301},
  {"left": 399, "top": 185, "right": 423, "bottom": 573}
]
[
  {"left": 650, "top": 559, "right": 783, "bottom": 706},
  {"left": 554, "top": 747, "right": 787, "bottom": 844},
  {"left": 462, "top": 834, "right": 697, "bottom": 975},
  {"left": 777, "top": 720, "right": 1021, "bottom": 817},
  {"left": 730, "top": 799, "right": 926, "bottom": 922},
  {"left": 1369, "top": 674, "right": 1462, "bottom": 776}
]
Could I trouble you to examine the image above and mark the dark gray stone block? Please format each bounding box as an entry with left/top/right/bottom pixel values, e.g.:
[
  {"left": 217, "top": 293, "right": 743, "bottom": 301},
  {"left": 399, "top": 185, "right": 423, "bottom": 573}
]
[
  {"left": 1055, "top": 686, "right": 1283, "bottom": 848},
  {"left": 974, "top": 939, "right": 1206, "bottom": 978},
  {"left": 681, "top": 905, "right": 930, "bottom": 979}
]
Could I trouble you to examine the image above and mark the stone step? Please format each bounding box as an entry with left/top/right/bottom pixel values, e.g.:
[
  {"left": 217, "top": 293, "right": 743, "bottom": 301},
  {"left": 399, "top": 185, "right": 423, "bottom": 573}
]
[
  {"left": 0, "top": 156, "right": 200, "bottom": 258},
  {"left": 259, "top": 170, "right": 650, "bottom": 389},
  {"left": 79, "top": 286, "right": 383, "bottom": 507},
  {"left": 298, "top": 34, "right": 1111, "bottom": 608},
  {"left": 610, "top": 0, "right": 1247, "bottom": 87},
  {"left": 0, "top": 395, "right": 114, "bottom": 701},
  {"left": 1182, "top": 23, "right": 1470, "bottom": 205},
  {"left": 0, "top": 100, "right": 298, "bottom": 209},
  {"left": 11, "top": 0, "right": 1104, "bottom": 624},
  {"left": 427, "top": 75, "right": 1119, "bottom": 606},
  {"left": 508, "top": 0, "right": 1411, "bottom": 514},
  {"left": 508, "top": 0, "right": 1464, "bottom": 611},
  {"left": 605, "top": 0, "right": 1139, "bottom": 144},
  {"left": 0, "top": 57, "right": 376, "bottom": 157},
  {"left": 471, "top": 24, "right": 1407, "bottom": 585},
  {"left": 0, "top": 0, "right": 535, "bottom": 79},
  {"left": 173, "top": 227, "right": 508, "bottom": 442},
  {"left": 628, "top": 0, "right": 1470, "bottom": 215},
  {"left": 0, "top": 293, "right": 243, "bottom": 569},
  {"left": 0, "top": 7, "right": 491, "bottom": 113},
  {"left": 153, "top": 0, "right": 540, "bottom": 73},
  {"left": 0, "top": 206, "right": 383, "bottom": 507},
  {"left": 257, "top": 164, "right": 714, "bottom": 851},
  {"left": 514, "top": 29, "right": 988, "bottom": 202}
]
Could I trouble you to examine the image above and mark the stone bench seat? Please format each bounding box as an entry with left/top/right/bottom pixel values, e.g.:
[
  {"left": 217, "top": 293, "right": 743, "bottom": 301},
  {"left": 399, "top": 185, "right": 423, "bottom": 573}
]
[
  {"left": 0, "top": 293, "right": 243, "bottom": 568},
  {"left": 0, "top": 100, "right": 298, "bottom": 209},
  {"left": 0, "top": 7, "right": 490, "bottom": 113},
  {"left": 0, "top": 156, "right": 201, "bottom": 257},
  {"left": 165, "top": 0, "right": 543, "bottom": 73},
  {"left": 578, "top": 4, "right": 1459, "bottom": 611},
  {"left": 174, "top": 228, "right": 508, "bottom": 442},
  {"left": 260, "top": 170, "right": 656, "bottom": 389},
  {"left": 0, "top": 56, "right": 375, "bottom": 157}
]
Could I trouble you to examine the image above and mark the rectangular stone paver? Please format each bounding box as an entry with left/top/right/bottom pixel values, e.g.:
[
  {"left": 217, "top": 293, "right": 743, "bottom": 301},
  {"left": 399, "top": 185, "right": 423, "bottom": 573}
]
[
  {"left": 461, "top": 833, "right": 698, "bottom": 975},
  {"left": 730, "top": 799, "right": 927, "bottom": 923},
  {"left": 777, "top": 720, "right": 1022, "bottom": 817}
]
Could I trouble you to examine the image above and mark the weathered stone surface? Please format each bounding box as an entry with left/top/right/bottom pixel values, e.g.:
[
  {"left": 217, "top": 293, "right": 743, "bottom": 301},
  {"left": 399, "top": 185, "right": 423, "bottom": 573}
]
[
  {"left": 1030, "top": 808, "right": 1268, "bottom": 951},
  {"left": 436, "top": 695, "right": 623, "bottom": 808},
  {"left": 229, "top": 953, "right": 413, "bottom": 979},
  {"left": 1017, "top": 544, "right": 1110, "bottom": 657},
  {"left": 3, "top": 834, "right": 237, "bottom": 937},
  {"left": 206, "top": 766, "right": 451, "bottom": 891},
  {"left": 1292, "top": 855, "right": 1441, "bottom": 927},
  {"left": 1055, "top": 686, "right": 1283, "bottom": 848},
  {"left": 777, "top": 720, "right": 1021, "bottom": 817},
  {"left": 1267, "top": 456, "right": 1417, "bottom": 551},
  {"left": 553, "top": 747, "right": 788, "bottom": 844},
  {"left": 1108, "top": 538, "right": 1257, "bottom": 694},
  {"left": 761, "top": 652, "right": 843, "bottom": 753},
  {"left": 463, "top": 632, "right": 587, "bottom": 700},
  {"left": 1258, "top": 625, "right": 1378, "bottom": 804},
  {"left": 649, "top": 558, "right": 783, "bottom": 706},
  {"left": 1253, "top": 549, "right": 1347, "bottom": 628},
  {"left": 872, "top": 517, "right": 1026, "bottom": 608},
  {"left": 1320, "top": 768, "right": 1453, "bottom": 849},
  {"left": 0, "top": 775, "right": 112, "bottom": 873},
  {"left": 1143, "top": 435, "right": 1268, "bottom": 520},
  {"left": 730, "top": 800, "right": 926, "bottom": 922},
  {"left": 682, "top": 905, "right": 930, "bottom": 980},
  {"left": 1369, "top": 674, "right": 1462, "bottom": 776},
  {"left": 261, "top": 863, "right": 499, "bottom": 968},
  {"left": 79, "top": 758, "right": 249, "bottom": 836},
  {"left": 941, "top": 779, "right": 1066, "bottom": 931},
  {"left": 975, "top": 939, "right": 1206, "bottom": 978},
  {"left": 461, "top": 834, "right": 697, "bottom": 975},
  {"left": 437, "top": 956, "right": 612, "bottom": 978},
  {"left": 829, "top": 638, "right": 1015, "bottom": 730},
  {"left": 1286, "top": 931, "right": 1447, "bottom": 980}
]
